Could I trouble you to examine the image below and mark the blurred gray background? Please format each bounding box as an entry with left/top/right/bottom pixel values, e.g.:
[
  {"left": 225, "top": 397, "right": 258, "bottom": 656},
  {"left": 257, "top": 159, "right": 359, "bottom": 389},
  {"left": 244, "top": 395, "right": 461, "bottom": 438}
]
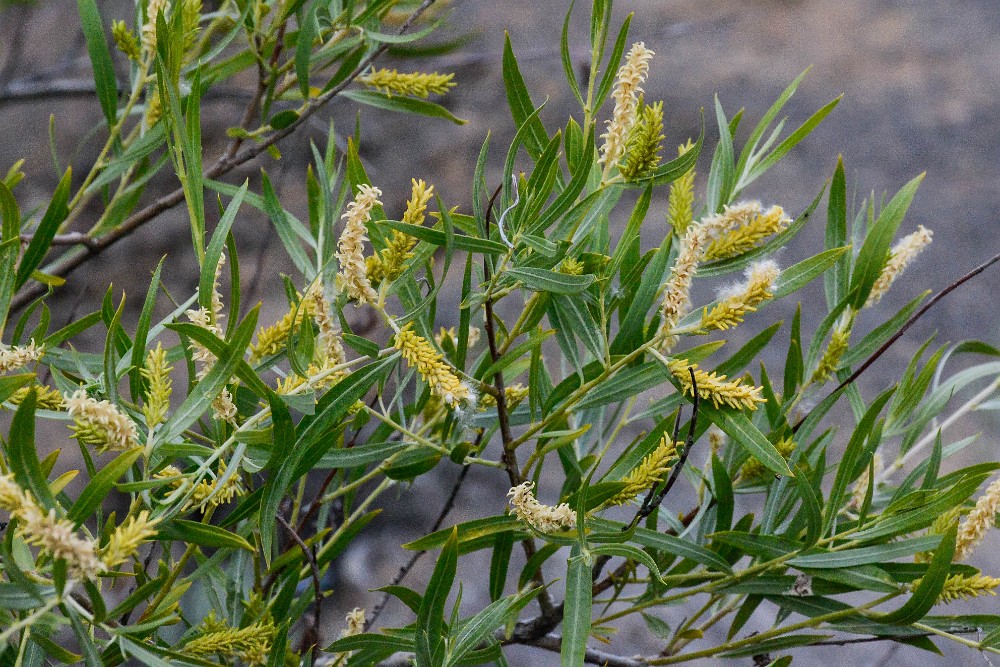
[{"left": 2, "top": 0, "right": 1000, "bottom": 664}]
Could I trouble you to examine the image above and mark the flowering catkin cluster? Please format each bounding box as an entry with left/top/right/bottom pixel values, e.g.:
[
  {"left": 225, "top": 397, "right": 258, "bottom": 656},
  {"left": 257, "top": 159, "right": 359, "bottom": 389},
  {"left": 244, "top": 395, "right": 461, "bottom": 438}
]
[
  {"left": 955, "top": 475, "right": 1000, "bottom": 561},
  {"left": 507, "top": 481, "right": 577, "bottom": 533},
  {"left": 0, "top": 340, "right": 44, "bottom": 373},
  {"left": 0, "top": 473, "right": 103, "bottom": 579},
  {"left": 701, "top": 260, "right": 780, "bottom": 331},
  {"left": 668, "top": 359, "right": 766, "bottom": 411},
  {"left": 933, "top": 573, "right": 1000, "bottom": 603},
  {"left": 337, "top": 184, "right": 382, "bottom": 304},
  {"left": 186, "top": 254, "right": 238, "bottom": 423},
  {"left": 64, "top": 389, "right": 139, "bottom": 452},
  {"left": 394, "top": 325, "right": 469, "bottom": 406},
  {"left": 866, "top": 224, "right": 933, "bottom": 306},
  {"left": 184, "top": 618, "right": 277, "bottom": 666},
  {"left": 142, "top": 342, "right": 172, "bottom": 428},
  {"left": 368, "top": 179, "right": 433, "bottom": 284},
  {"left": 600, "top": 42, "right": 654, "bottom": 167}
]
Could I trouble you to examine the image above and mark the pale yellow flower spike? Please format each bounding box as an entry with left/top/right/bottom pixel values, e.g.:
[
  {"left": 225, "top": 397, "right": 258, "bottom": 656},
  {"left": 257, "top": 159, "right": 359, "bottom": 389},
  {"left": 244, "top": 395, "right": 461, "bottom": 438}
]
[
  {"left": 64, "top": 389, "right": 140, "bottom": 452},
  {"left": 931, "top": 573, "right": 1000, "bottom": 604},
  {"left": 359, "top": 68, "right": 456, "bottom": 98},
  {"left": 0, "top": 339, "right": 44, "bottom": 374},
  {"left": 507, "top": 481, "right": 577, "bottom": 533},
  {"left": 866, "top": 225, "right": 933, "bottom": 307},
  {"left": 184, "top": 619, "right": 277, "bottom": 666},
  {"left": 668, "top": 359, "right": 766, "bottom": 411},
  {"left": 667, "top": 141, "right": 696, "bottom": 236},
  {"left": 10, "top": 385, "right": 65, "bottom": 410},
  {"left": 336, "top": 184, "right": 382, "bottom": 305},
  {"left": 249, "top": 293, "right": 316, "bottom": 362},
  {"left": 811, "top": 321, "right": 852, "bottom": 386},
  {"left": 606, "top": 435, "right": 678, "bottom": 506},
  {"left": 0, "top": 474, "right": 104, "bottom": 579},
  {"left": 142, "top": 0, "right": 170, "bottom": 52},
  {"left": 142, "top": 343, "right": 172, "bottom": 428},
  {"left": 394, "top": 325, "right": 469, "bottom": 406},
  {"left": 955, "top": 475, "right": 1000, "bottom": 562},
  {"left": 703, "top": 204, "right": 790, "bottom": 261},
  {"left": 701, "top": 260, "right": 780, "bottom": 331},
  {"left": 600, "top": 42, "right": 654, "bottom": 168},
  {"left": 306, "top": 282, "right": 347, "bottom": 370},
  {"left": 101, "top": 510, "right": 160, "bottom": 568}
]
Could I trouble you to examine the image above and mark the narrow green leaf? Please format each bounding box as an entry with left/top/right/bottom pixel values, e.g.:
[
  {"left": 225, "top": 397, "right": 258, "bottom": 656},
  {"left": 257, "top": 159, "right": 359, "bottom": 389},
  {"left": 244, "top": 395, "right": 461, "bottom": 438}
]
[
  {"left": 16, "top": 168, "right": 71, "bottom": 290},
  {"left": 341, "top": 89, "right": 466, "bottom": 125},
  {"left": 502, "top": 33, "right": 548, "bottom": 158},
  {"left": 508, "top": 267, "right": 594, "bottom": 294},
  {"left": 701, "top": 403, "right": 793, "bottom": 477},
  {"left": 561, "top": 552, "right": 592, "bottom": 667},
  {"left": 874, "top": 524, "right": 956, "bottom": 624},
  {"left": 417, "top": 527, "right": 458, "bottom": 667},
  {"left": 68, "top": 448, "right": 143, "bottom": 525},
  {"left": 77, "top": 0, "right": 118, "bottom": 125},
  {"left": 157, "top": 519, "right": 252, "bottom": 551}
]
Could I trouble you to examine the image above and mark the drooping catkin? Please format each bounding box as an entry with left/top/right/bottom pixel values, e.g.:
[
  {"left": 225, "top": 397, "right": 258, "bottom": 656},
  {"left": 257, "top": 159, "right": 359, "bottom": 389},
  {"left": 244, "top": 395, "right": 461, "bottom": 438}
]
[
  {"left": 142, "top": 0, "right": 170, "bottom": 52},
  {"left": 666, "top": 140, "right": 696, "bottom": 236},
  {"left": 605, "top": 435, "right": 678, "bottom": 506},
  {"left": 64, "top": 389, "right": 140, "bottom": 452},
  {"left": 507, "top": 481, "right": 576, "bottom": 533},
  {"left": 358, "top": 68, "right": 456, "bottom": 98},
  {"left": 600, "top": 42, "right": 654, "bottom": 167},
  {"left": 394, "top": 325, "right": 469, "bottom": 406},
  {"left": 866, "top": 225, "right": 933, "bottom": 307},
  {"left": 668, "top": 359, "right": 766, "bottom": 411},
  {"left": 305, "top": 282, "right": 347, "bottom": 370},
  {"left": 0, "top": 473, "right": 103, "bottom": 579},
  {"left": 955, "top": 475, "right": 1000, "bottom": 562},
  {"left": 701, "top": 260, "right": 780, "bottom": 331},
  {"left": 336, "top": 184, "right": 382, "bottom": 304}
]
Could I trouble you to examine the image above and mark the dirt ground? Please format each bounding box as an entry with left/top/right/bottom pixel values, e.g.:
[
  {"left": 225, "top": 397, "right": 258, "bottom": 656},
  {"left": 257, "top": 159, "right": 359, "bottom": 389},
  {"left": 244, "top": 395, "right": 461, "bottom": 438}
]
[{"left": 2, "top": 0, "right": 1000, "bottom": 664}]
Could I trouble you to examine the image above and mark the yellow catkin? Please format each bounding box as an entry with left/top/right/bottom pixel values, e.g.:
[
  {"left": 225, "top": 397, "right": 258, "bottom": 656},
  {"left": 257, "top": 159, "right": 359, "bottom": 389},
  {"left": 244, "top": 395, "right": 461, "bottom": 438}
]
[
  {"left": 101, "top": 510, "right": 160, "bottom": 568},
  {"left": 0, "top": 474, "right": 103, "bottom": 579},
  {"left": 866, "top": 225, "right": 933, "bottom": 307},
  {"left": 740, "top": 437, "right": 795, "bottom": 480},
  {"left": 620, "top": 100, "right": 664, "bottom": 180},
  {"left": 667, "top": 141, "right": 696, "bottom": 236},
  {"left": 358, "top": 68, "right": 456, "bottom": 98},
  {"left": 926, "top": 573, "right": 1000, "bottom": 604},
  {"left": 916, "top": 506, "right": 963, "bottom": 563},
  {"left": 249, "top": 294, "right": 316, "bottom": 362},
  {"left": 811, "top": 322, "right": 852, "bottom": 386},
  {"left": 479, "top": 384, "right": 529, "bottom": 410},
  {"left": 190, "top": 462, "right": 245, "bottom": 509},
  {"left": 668, "top": 359, "right": 766, "bottom": 411},
  {"left": 64, "top": 389, "right": 140, "bottom": 452},
  {"left": 394, "top": 325, "right": 469, "bottom": 406},
  {"left": 0, "top": 340, "right": 44, "bottom": 373},
  {"left": 600, "top": 42, "right": 654, "bottom": 167},
  {"left": 142, "top": 0, "right": 170, "bottom": 52},
  {"left": 955, "top": 475, "right": 1000, "bottom": 562},
  {"left": 606, "top": 435, "right": 678, "bottom": 506},
  {"left": 184, "top": 619, "right": 277, "bottom": 666},
  {"left": 701, "top": 260, "right": 780, "bottom": 331},
  {"left": 142, "top": 343, "right": 172, "bottom": 428},
  {"left": 112, "top": 20, "right": 141, "bottom": 60},
  {"left": 181, "top": 0, "right": 201, "bottom": 53},
  {"left": 305, "top": 282, "right": 347, "bottom": 370},
  {"left": 703, "top": 204, "right": 790, "bottom": 261},
  {"left": 369, "top": 179, "right": 433, "bottom": 284},
  {"left": 10, "top": 385, "right": 65, "bottom": 410},
  {"left": 559, "top": 257, "right": 585, "bottom": 275},
  {"left": 186, "top": 256, "right": 239, "bottom": 424},
  {"left": 507, "top": 481, "right": 576, "bottom": 533},
  {"left": 336, "top": 184, "right": 382, "bottom": 304},
  {"left": 342, "top": 608, "right": 366, "bottom": 637}
]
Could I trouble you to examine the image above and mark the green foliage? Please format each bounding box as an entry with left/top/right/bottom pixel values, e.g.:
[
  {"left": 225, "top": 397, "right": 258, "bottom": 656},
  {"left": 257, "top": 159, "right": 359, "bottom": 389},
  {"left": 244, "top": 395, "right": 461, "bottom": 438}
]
[{"left": 0, "top": 0, "right": 999, "bottom": 665}]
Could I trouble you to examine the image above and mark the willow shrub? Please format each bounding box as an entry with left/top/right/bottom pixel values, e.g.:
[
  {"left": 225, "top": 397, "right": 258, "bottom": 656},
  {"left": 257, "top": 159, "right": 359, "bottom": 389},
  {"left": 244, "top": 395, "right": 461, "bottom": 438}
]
[{"left": 1, "top": 0, "right": 1000, "bottom": 665}]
